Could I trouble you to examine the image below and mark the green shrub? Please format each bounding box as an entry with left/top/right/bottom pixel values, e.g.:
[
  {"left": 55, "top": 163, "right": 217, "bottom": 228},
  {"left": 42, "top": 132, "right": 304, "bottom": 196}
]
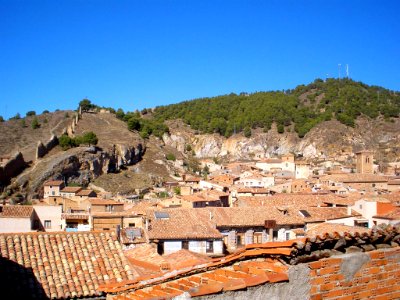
[{"left": 166, "top": 153, "right": 176, "bottom": 161}]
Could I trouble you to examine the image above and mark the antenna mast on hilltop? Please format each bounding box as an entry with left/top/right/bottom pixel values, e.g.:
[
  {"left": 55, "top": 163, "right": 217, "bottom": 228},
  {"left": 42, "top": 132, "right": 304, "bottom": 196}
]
[
  {"left": 338, "top": 63, "right": 341, "bottom": 79},
  {"left": 346, "top": 64, "right": 349, "bottom": 78}
]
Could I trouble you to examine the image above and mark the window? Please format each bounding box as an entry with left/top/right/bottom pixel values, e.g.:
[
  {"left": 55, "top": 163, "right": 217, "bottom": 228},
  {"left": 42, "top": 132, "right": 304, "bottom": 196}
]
[
  {"left": 285, "top": 232, "right": 290, "bottom": 240},
  {"left": 128, "top": 223, "right": 135, "bottom": 228},
  {"left": 236, "top": 235, "right": 243, "bottom": 247},
  {"left": 52, "top": 191, "right": 55, "bottom": 195},
  {"left": 44, "top": 220, "right": 51, "bottom": 229},
  {"left": 182, "top": 241, "right": 189, "bottom": 250},
  {"left": 106, "top": 205, "right": 114, "bottom": 212},
  {"left": 206, "top": 241, "right": 214, "bottom": 253}
]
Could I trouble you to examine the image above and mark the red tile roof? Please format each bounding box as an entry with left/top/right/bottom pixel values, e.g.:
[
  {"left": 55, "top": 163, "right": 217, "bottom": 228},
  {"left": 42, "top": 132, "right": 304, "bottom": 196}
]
[
  {"left": 373, "top": 208, "right": 400, "bottom": 220},
  {"left": 181, "top": 190, "right": 228, "bottom": 203},
  {"left": 102, "top": 240, "right": 297, "bottom": 298},
  {"left": 320, "top": 173, "right": 389, "bottom": 183},
  {"left": 147, "top": 209, "right": 223, "bottom": 240},
  {"left": 304, "top": 223, "right": 370, "bottom": 237},
  {"left": 89, "top": 198, "right": 123, "bottom": 205},
  {"left": 60, "top": 186, "right": 82, "bottom": 193},
  {"left": 0, "top": 205, "right": 34, "bottom": 218},
  {"left": 43, "top": 180, "right": 64, "bottom": 186},
  {"left": 76, "top": 189, "right": 96, "bottom": 196},
  {"left": 104, "top": 225, "right": 400, "bottom": 299},
  {"left": 0, "top": 231, "right": 134, "bottom": 299}
]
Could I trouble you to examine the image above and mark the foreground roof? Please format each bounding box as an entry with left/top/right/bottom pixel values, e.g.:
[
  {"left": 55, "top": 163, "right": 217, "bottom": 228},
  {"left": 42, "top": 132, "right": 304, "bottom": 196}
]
[
  {"left": 0, "top": 231, "right": 134, "bottom": 299},
  {"left": 103, "top": 225, "right": 400, "bottom": 299}
]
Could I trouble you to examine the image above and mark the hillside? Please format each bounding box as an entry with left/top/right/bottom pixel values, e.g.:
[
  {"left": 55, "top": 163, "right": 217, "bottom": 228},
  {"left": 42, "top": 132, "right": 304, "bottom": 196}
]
[
  {"left": 0, "top": 111, "right": 74, "bottom": 162},
  {"left": 1, "top": 79, "right": 400, "bottom": 199},
  {"left": 152, "top": 78, "right": 400, "bottom": 138},
  {"left": 2, "top": 111, "right": 180, "bottom": 198}
]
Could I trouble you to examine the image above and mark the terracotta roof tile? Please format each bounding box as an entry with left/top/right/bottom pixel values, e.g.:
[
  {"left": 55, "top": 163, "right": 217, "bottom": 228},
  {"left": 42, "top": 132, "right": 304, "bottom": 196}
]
[
  {"left": 0, "top": 231, "right": 134, "bottom": 299},
  {"left": 60, "top": 186, "right": 82, "bottom": 193},
  {"left": 373, "top": 208, "right": 400, "bottom": 220},
  {"left": 304, "top": 223, "right": 370, "bottom": 237},
  {"left": 105, "top": 226, "right": 400, "bottom": 299},
  {"left": 103, "top": 240, "right": 295, "bottom": 298},
  {"left": 0, "top": 205, "right": 34, "bottom": 218},
  {"left": 44, "top": 180, "right": 64, "bottom": 186},
  {"left": 147, "top": 209, "right": 223, "bottom": 240},
  {"left": 76, "top": 189, "right": 96, "bottom": 196},
  {"left": 320, "top": 173, "right": 389, "bottom": 183},
  {"left": 89, "top": 198, "right": 123, "bottom": 205}
]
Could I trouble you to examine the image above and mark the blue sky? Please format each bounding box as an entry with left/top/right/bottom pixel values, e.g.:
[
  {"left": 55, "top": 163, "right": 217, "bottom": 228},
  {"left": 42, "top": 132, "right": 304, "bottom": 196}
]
[{"left": 1, "top": 0, "right": 399, "bottom": 119}]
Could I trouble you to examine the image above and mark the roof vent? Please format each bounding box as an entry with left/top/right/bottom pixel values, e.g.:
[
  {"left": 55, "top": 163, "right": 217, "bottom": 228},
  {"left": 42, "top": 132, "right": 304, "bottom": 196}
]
[{"left": 299, "top": 210, "right": 311, "bottom": 218}]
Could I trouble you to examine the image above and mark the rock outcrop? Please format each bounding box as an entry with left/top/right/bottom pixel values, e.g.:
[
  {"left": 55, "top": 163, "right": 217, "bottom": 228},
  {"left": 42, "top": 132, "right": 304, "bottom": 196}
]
[
  {"left": 0, "top": 152, "right": 27, "bottom": 187},
  {"left": 12, "top": 142, "right": 145, "bottom": 198},
  {"left": 162, "top": 118, "right": 400, "bottom": 162}
]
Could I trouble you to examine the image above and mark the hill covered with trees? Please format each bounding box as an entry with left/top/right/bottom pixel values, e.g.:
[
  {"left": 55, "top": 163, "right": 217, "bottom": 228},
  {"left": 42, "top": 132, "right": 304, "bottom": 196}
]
[{"left": 152, "top": 78, "right": 400, "bottom": 138}]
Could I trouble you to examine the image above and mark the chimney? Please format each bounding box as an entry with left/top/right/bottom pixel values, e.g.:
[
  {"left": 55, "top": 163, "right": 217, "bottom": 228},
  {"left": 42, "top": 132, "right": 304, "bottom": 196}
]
[{"left": 116, "top": 225, "right": 121, "bottom": 242}]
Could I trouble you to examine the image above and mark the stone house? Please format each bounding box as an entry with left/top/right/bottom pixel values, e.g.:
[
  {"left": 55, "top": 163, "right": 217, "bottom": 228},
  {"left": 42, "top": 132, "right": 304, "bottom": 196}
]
[
  {"left": 32, "top": 204, "right": 62, "bottom": 232},
  {"left": 236, "top": 175, "right": 275, "bottom": 188},
  {"left": 295, "top": 160, "right": 311, "bottom": 179},
  {"left": 351, "top": 197, "right": 397, "bottom": 228},
  {"left": 59, "top": 186, "right": 82, "bottom": 198},
  {"left": 0, "top": 206, "right": 37, "bottom": 233},
  {"left": 43, "top": 180, "right": 65, "bottom": 198},
  {"left": 180, "top": 190, "right": 229, "bottom": 208},
  {"left": 146, "top": 209, "right": 224, "bottom": 256}
]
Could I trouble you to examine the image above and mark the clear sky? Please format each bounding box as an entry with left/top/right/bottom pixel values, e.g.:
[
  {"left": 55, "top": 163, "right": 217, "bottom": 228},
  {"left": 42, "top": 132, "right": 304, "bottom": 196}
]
[{"left": 1, "top": 0, "right": 399, "bottom": 119}]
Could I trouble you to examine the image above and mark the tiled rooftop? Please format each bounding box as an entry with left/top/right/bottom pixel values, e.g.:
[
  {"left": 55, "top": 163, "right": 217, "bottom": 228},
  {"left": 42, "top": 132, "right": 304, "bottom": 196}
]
[
  {"left": 0, "top": 231, "right": 134, "bottom": 299},
  {"left": 320, "top": 173, "right": 389, "bottom": 183},
  {"left": 373, "top": 208, "right": 400, "bottom": 220},
  {"left": 147, "top": 209, "right": 223, "bottom": 240},
  {"left": 89, "top": 198, "right": 123, "bottom": 205},
  {"left": 303, "top": 223, "right": 370, "bottom": 237},
  {"left": 103, "top": 240, "right": 295, "bottom": 298},
  {"left": 181, "top": 190, "right": 227, "bottom": 203},
  {"left": 60, "top": 186, "right": 82, "bottom": 193},
  {"left": 76, "top": 189, "right": 96, "bottom": 196},
  {"left": 103, "top": 225, "right": 400, "bottom": 299},
  {"left": 235, "top": 193, "right": 346, "bottom": 208},
  {"left": 43, "top": 180, "right": 64, "bottom": 186},
  {"left": 0, "top": 205, "right": 34, "bottom": 218}
]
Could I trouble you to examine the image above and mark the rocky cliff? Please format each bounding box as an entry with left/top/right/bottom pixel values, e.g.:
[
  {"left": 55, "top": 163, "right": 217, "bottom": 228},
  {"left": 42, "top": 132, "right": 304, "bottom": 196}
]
[{"left": 163, "top": 117, "right": 400, "bottom": 162}]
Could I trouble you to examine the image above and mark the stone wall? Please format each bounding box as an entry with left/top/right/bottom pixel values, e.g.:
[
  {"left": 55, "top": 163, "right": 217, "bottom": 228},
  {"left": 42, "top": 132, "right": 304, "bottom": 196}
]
[
  {"left": 0, "top": 152, "right": 26, "bottom": 186},
  {"left": 196, "top": 248, "right": 400, "bottom": 300},
  {"left": 308, "top": 249, "right": 400, "bottom": 299},
  {"left": 36, "top": 135, "right": 59, "bottom": 160}
]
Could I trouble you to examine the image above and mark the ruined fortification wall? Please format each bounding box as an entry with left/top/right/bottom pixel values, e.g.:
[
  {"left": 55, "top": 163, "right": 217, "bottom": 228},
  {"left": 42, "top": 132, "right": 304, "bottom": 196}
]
[
  {"left": 65, "top": 108, "right": 81, "bottom": 138},
  {"left": 0, "top": 152, "right": 26, "bottom": 186},
  {"left": 36, "top": 135, "right": 59, "bottom": 160}
]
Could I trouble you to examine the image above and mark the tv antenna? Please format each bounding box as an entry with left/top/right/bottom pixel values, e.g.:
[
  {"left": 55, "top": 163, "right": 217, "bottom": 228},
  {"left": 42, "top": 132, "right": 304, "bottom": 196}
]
[
  {"left": 346, "top": 64, "right": 349, "bottom": 78},
  {"left": 338, "top": 64, "right": 341, "bottom": 79}
]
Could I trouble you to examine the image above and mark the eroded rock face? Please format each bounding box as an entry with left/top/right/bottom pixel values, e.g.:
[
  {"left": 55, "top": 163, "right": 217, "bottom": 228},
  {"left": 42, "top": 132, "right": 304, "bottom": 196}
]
[
  {"left": 13, "top": 142, "right": 146, "bottom": 197},
  {"left": 162, "top": 118, "right": 400, "bottom": 161}
]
